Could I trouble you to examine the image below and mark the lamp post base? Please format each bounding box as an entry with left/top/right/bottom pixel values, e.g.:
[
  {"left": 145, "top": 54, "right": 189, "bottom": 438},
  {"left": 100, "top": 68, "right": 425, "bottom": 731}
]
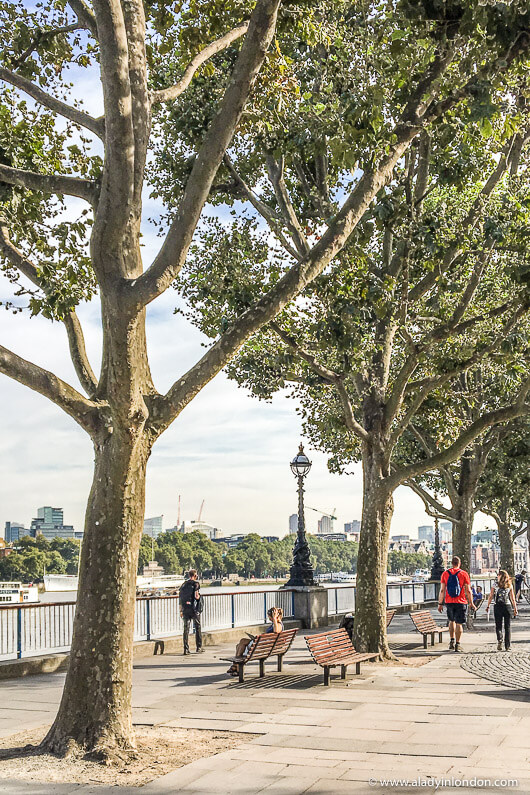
[{"left": 285, "top": 564, "right": 315, "bottom": 587}]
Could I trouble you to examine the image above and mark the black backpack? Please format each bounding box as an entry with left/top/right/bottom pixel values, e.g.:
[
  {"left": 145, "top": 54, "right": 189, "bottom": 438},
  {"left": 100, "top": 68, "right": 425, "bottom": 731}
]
[
  {"left": 179, "top": 579, "right": 201, "bottom": 613},
  {"left": 339, "top": 614, "right": 354, "bottom": 641}
]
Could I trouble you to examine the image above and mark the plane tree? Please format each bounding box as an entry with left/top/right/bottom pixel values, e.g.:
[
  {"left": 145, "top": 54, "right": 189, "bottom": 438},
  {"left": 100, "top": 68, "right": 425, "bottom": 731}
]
[
  {"left": 1, "top": 0, "right": 529, "bottom": 753},
  {"left": 475, "top": 417, "right": 530, "bottom": 575},
  {"left": 403, "top": 365, "right": 529, "bottom": 572},
  {"left": 180, "top": 89, "right": 530, "bottom": 657}
]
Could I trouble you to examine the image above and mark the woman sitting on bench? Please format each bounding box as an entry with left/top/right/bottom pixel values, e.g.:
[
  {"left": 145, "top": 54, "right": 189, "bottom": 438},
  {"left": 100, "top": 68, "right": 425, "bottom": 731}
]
[{"left": 227, "top": 607, "right": 283, "bottom": 676}]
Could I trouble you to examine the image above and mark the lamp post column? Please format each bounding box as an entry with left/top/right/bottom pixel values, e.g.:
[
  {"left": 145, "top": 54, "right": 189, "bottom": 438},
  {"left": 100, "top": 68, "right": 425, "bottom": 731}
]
[
  {"left": 430, "top": 516, "right": 445, "bottom": 581},
  {"left": 286, "top": 444, "right": 315, "bottom": 587}
]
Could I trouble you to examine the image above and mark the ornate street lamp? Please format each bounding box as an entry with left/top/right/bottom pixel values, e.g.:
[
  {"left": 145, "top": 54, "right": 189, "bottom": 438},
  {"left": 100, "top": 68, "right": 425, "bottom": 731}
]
[
  {"left": 430, "top": 516, "right": 445, "bottom": 581},
  {"left": 286, "top": 443, "right": 315, "bottom": 587}
]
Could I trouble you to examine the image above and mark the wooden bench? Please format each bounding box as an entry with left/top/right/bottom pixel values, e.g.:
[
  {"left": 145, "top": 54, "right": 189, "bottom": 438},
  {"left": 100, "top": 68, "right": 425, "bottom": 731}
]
[
  {"left": 410, "top": 609, "right": 449, "bottom": 649},
  {"left": 305, "top": 628, "right": 379, "bottom": 686},
  {"left": 386, "top": 609, "right": 396, "bottom": 628},
  {"left": 221, "top": 628, "right": 297, "bottom": 682}
]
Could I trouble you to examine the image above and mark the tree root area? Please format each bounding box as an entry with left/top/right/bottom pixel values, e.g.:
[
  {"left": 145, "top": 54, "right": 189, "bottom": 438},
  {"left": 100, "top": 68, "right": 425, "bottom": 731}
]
[{"left": 0, "top": 725, "right": 251, "bottom": 787}]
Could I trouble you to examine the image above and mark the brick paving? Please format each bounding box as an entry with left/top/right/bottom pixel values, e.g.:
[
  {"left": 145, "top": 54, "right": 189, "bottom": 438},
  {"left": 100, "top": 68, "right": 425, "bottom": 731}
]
[{"left": 1, "top": 603, "right": 530, "bottom": 793}]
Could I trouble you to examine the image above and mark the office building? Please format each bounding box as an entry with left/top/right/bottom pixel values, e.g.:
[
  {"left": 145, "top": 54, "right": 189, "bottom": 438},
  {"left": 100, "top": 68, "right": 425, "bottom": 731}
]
[
  {"left": 418, "top": 525, "right": 434, "bottom": 543},
  {"left": 475, "top": 529, "right": 495, "bottom": 544},
  {"left": 36, "top": 506, "right": 63, "bottom": 526},
  {"left": 317, "top": 515, "right": 332, "bottom": 534},
  {"left": 30, "top": 507, "right": 80, "bottom": 540},
  {"left": 4, "top": 521, "right": 25, "bottom": 544},
  {"left": 143, "top": 515, "right": 164, "bottom": 539},
  {"left": 390, "top": 534, "right": 409, "bottom": 543},
  {"left": 344, "top": 520, "right": 360, "bottom": 534},
  {"left": 289, "top": 514, "right": 298, "bottom": 534},
  {"left": 440, "top": 521, "right": 452, "bottom": 543}
]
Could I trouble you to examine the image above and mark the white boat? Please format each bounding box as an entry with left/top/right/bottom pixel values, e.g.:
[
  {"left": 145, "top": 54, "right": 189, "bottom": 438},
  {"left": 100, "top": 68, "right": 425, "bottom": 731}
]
[
  {"left": 43, "top": 574, "right": 78, "bottom": 592},
  {"left": 0, "top": 581, "right": 39, "bottom": 604}
]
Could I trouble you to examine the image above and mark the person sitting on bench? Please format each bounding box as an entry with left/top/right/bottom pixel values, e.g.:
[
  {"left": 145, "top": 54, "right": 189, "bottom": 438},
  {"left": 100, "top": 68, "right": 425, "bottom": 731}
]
[{"left": 227, "top": 607, "right": 283, "bottom": 676}]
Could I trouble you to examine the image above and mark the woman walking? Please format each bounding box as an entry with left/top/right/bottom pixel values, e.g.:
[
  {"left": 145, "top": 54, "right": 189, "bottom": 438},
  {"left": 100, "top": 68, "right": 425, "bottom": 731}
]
[{"left": 486, "top": 570, "right": 518, "bottom": 651}]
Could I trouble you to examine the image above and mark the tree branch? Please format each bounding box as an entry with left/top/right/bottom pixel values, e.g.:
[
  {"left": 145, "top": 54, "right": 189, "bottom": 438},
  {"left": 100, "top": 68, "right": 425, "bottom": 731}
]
[
  {"left": 266, "top": 154, "right": 310, "bottom": 257},
  {"left": 130, "top": 0, "right": 281, "bottom": 307},
  {"left": 152, "top": 23, "right": 250, "bottom": 104},
  {"left": 0, "top": 164, "right": 97, "bottom": 204},
  {"left": 408, "top": 134, "right": 520, "bottom": 303},
  {"left": 404, "top": 479, "right": 455, "bottom": 521},
  {"left": 269, "top": 322, "right": 370, "bottom": 443},
  {"left": 68, "top": 0, "right": 98, "bottom": 39},
  {"left": 0, "top": 343, "right": 101, "bottom": 435},
  {"left": 223, "top": 155, "right": 302, "bottom": 261},
  {"left": 63, "top": 313, "right": 98, "bottom": 397},
  {"left": 386, "top": 377, "right": 530, "bottom": 492},
  {"left": 90, "top": 0, "right": 135, "bottom": 264},
  {"left": 0, "top": 68, "right": 104, "bottom": 139},
  {"left": 0, "top": 219, "right": 99, "bottom": 397},
  {"left": 9, "top": 23, "right": 82, "bottom": 69}
]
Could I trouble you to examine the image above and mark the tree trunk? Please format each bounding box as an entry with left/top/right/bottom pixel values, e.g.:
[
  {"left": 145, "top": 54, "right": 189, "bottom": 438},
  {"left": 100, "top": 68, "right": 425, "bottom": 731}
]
[
  {"left": 497, "top": 510, "right": 514, "bottom": 577},
  {"left": 353, "top": 445, "right": 394, "bottom": 658},
  {"left": 43, "top": 429, "right": 151, "bottom": 758},
  {"left": 452, "top": 458, "right": 479, "bottom": 574}
]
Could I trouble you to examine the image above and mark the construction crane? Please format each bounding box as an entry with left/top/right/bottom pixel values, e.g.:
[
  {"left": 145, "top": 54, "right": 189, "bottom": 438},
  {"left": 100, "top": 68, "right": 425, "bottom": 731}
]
[
  {"left": 176, "top": 495, "right": 181, "bottom": 528},
  {"left": 306, "top": 506, "right": 337, "bottom": 520},
  {"left": 197, "top": 499, "right": 205, "bottom": 522}
]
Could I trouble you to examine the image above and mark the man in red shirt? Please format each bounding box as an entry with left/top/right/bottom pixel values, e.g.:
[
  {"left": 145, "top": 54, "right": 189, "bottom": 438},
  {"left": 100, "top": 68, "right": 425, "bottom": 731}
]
[{"left": 438, "top": 556, "right": 475, "bottom": 652}]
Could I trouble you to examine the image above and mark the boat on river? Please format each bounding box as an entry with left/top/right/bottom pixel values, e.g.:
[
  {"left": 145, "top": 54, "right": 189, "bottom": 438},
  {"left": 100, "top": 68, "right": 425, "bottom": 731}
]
[{"left": 0, "top": 581, "right": 39, "bottom": 604}]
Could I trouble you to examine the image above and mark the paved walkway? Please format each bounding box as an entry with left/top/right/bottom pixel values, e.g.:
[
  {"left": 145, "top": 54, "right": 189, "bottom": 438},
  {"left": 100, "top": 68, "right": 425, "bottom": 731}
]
[{"left": 1, "top": 603, "right": 530, "bottom": 794}]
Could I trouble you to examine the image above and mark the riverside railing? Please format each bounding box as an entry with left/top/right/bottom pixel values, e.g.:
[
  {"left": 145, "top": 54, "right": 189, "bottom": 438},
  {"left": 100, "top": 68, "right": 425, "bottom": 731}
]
[
  {"left": 0, "top": 578, "right": 497, "bottom": 661},
  {"left": 0, "top": 588, "right": 297, "bottom": 662},
  {"left": 326, "top": 577, "right": 497, "bottom": 616}
]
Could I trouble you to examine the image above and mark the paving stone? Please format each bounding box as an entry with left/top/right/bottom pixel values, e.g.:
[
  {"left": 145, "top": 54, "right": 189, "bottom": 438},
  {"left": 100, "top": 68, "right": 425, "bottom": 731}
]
[{"left": 461, "top": 651, "right": 530, "bottom": 691}]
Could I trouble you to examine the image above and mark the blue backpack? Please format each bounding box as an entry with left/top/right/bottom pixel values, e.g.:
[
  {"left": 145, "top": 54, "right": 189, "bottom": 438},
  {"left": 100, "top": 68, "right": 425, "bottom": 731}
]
[{"left": 446, "top": 570, "right": 462, "bottom": 598}]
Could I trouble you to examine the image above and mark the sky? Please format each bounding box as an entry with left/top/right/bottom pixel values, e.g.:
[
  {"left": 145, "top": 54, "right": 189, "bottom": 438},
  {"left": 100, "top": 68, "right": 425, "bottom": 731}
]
[{"left": 0, "top": 19, "right": 493, "bottom": 542}]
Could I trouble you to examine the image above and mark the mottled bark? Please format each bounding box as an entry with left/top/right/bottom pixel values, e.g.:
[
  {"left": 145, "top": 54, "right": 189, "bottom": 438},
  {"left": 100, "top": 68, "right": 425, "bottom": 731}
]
[
  {"left": 353, "top": 440, "right": 394, "bottom": 659},
  {"left": 452, "top": 456, "right": 479, "bottom": 573},
  {"left": 495, "top": 505, "right": 514, "bottom": 576},
  {"left": 44, "top": 428, "right": 151, "bottom": 757}
]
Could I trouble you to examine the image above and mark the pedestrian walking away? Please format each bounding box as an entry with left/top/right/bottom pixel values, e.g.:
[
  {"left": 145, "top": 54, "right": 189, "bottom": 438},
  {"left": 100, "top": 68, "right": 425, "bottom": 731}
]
[
  {"left": 179, "top": 569, "right": 204, "bottom": 655},
  {"left": 486, "top": 570, "right": 517, "bottom": 651},
  {"left": 438, "top": 556, "right": 475, "bottom": 652}
]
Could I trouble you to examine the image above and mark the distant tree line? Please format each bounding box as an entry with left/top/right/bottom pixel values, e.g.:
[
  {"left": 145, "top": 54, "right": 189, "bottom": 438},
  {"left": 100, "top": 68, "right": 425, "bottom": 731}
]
[
  {"left": 0, "top": 531, "right": 432, "bottom": 583},
  {"left": 0, "top": 536, "right": 80, "bottom": 581},
  {"left": 139, "top": 530, "right": 431, "bottom": 580},
  {"left": 387, "top": 551, "right": 432, "bottom": 576}
]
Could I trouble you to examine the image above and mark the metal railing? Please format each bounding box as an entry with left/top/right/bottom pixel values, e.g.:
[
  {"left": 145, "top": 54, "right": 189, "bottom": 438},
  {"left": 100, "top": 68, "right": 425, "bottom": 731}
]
[
  {"left": 326, "top": 577, "right": 496, "bottom": 616},
  {"left": 0, "top": 588, "right": 296, "bottom": 662},
  {"left": 0, "top": 578, "right": 497, "bottom": 661}
]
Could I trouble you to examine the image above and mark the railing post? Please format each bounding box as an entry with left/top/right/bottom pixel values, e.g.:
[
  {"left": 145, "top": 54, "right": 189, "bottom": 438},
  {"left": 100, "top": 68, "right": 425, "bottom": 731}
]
[
  {"left": 146, "top": 599, "right": 151, "bottom": 641},
  {"left": 335, "top": 588, "right": 338, "bottom": 615},
  {"left": 264, "top": 592, "right": 268, "bottom": 623},
  {"left": 291, "top": 590, "right": 295, "bottom": 617},
  {"left": 231, "top": 594, "right": 235, "bottom": 628},
  {"left": 400, "top": 585, "right": 403, "bottom": 605},
  {"left": 16, "top": 607, "right": 22, "bottom": 659}
]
